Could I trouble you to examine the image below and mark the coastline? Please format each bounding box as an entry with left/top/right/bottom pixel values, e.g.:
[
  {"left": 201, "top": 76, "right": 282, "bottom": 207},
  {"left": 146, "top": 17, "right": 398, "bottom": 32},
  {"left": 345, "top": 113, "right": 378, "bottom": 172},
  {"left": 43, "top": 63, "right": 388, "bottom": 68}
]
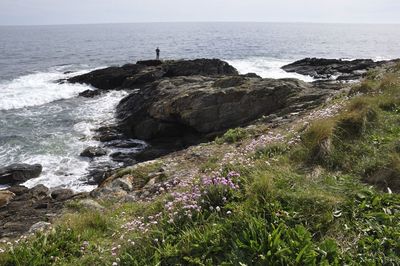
[{"left": 1, "top": 57, "right": 398, "bottom": 236}]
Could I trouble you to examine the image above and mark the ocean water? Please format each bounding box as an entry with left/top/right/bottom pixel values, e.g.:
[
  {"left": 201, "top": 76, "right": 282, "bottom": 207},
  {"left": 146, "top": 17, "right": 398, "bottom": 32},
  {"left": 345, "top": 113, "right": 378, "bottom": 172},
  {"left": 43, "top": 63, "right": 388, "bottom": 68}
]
[{"left": 0, "top": 22, "right": 399, "bottom": 191}]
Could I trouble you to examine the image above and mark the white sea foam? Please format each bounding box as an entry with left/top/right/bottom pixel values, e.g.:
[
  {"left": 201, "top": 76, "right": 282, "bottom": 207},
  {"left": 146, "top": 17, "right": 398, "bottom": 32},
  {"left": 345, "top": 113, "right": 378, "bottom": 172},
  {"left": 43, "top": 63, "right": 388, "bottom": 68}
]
[
  {"left": 227, "top": 57, "right": 314, "bottom": 82},
  {"left": 0, "top": 70, "right": 92, "bottom": 111},
  {"left": 21, "top": 90, "right": 128, "bottom": 192}
]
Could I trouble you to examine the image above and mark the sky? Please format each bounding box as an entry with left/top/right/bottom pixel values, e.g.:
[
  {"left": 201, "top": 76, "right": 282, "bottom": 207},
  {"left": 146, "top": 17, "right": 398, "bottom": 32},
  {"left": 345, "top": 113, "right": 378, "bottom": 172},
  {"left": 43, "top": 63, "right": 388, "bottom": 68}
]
[{"left": 0, "top": 0, "right": 399, "bottom": 25}]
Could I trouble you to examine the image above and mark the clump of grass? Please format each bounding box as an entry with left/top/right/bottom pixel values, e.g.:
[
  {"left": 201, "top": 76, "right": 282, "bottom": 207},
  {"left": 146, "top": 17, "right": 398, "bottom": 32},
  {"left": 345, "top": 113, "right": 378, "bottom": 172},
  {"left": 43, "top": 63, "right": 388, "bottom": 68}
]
[
  {"left": 364, "top": 153, "right": 400, "bottom": 193},
  {"left": 379, "top": 73, "right": 400, "bottom": 92},
  {"left": 199, "top": 156, "right": 219, "bottom": 172},
  {"left": 0, "top": 228, "right": 83, "bottom": 266},
  {"left": 254, "top": 143, "right": 288, "bottom": 159},
  {"left": 215, "top": 127, "right": 248, "bottom": 144},
  {"left": 300, "top": 119, "right": 336, "bottom": 164},
  {"left": 349, "top": 79, "right": 379, "bottom": 95},
  {"left": 246, "top": 170, "right": 275, "bottom": 203},
  {"left": 57, "top": 210, "right": 113, "bottom": 237},
  {"left": 335, "top": 97, "right": 378, "bottom": 138}
]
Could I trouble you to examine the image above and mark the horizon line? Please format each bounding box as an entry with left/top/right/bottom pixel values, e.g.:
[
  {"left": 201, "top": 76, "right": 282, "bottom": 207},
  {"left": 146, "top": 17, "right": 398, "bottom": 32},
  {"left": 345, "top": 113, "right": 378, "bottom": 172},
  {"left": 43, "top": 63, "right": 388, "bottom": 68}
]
[{"left": 1, "top": 20, "right": 400, "bottom": 27}]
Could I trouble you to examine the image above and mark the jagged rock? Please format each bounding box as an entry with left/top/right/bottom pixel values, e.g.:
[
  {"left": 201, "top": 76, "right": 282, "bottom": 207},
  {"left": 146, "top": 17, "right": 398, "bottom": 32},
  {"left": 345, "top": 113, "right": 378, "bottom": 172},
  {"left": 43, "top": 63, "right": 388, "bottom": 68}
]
[
  {"left": 67, "top": 59, "right": 239, "bottom": 90},
  {"left": 0, "top": 164, "right": 42, "bottom": 185},
  {"left": 282, "top": 58, "right": 387, "bottom": 80},
  {"left": 110, "top": 175, "right": 135, "bottom": 192},
  {"left": 79, "top": 89, "right": 101, "bottom": 98},
  {"left": 110, "top": 151, "right": 137, "bottom": 165},
  {"left": 116, "top": 76, "right": 330, "bottom": 141},
  {"left": 51, "top": 189, "right": 74, "bottom": 201},
  {"left": 29, "top": 185, "right": 50, "bottom": 199},
  {"left": 104, "top": 139, "right": 145, "bottom": 149},
  {"left": 80, "top": 147, "right": 107, "bottom": 158},
  {"left": 93, "top": 126, "right": 123, "bottom": 142},
  {"left": 8, "top": 185, "right": 29, "bottom": 196},
  {"left": 68, "top": 64, "right": 146, "bottom": 90},
  {"left": 0, "top": 185, "right": 68, "bottom": 238}
]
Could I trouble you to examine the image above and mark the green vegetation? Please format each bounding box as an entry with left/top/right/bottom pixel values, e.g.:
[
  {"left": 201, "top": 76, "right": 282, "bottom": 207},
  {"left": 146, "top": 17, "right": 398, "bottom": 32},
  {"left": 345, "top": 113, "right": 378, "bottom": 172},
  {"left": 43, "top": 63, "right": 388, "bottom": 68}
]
[
  {"left": 216, "top": 128, "right": 248, "bottom": 144},
  {"left": 1, "top": 67, "right": 400, "bottom": 265}
]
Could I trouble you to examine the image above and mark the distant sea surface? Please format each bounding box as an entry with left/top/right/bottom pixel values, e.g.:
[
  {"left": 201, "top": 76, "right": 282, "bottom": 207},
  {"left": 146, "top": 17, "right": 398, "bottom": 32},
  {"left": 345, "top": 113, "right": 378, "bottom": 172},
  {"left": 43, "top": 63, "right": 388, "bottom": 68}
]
[{"left": 0, "top": 22, "right": 399, "bottom": 191}]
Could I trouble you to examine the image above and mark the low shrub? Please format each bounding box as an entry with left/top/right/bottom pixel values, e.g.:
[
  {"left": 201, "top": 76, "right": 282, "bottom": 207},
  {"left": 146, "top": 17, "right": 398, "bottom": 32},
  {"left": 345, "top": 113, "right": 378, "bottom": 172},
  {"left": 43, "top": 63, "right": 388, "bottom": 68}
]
[
  {"left": 247, "top": 170, "right": 275, "bottom": 203},
  {"left": 301, "top": 119, "right": 336, "bottom": 164},
  {"left": 379, "top": 73, "right": 400, "bottom": 92},
  {"left": 254, "top": 143, "right": 288, "bottom": 159},
  {"left": 349, "top": 79, "right": 379, "bottom": 95},
  {"left": 216, "top": 128, "right": 248, "bottom": 144},
  {"left": 335, "top": 98, "right": 378, "bottom": 138}
]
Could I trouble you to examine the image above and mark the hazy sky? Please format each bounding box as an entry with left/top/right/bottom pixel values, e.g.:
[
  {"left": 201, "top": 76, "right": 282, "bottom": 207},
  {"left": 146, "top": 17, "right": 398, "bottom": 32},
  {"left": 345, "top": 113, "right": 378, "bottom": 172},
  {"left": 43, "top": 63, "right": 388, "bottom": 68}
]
[{"left": 1, "top": 0, "right": 399, "bottom": 25}]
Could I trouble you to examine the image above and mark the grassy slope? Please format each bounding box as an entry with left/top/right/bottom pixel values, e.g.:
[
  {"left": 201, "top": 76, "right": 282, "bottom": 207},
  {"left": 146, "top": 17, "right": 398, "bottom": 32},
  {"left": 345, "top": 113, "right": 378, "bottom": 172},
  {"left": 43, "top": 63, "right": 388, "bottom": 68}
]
[{"left": 1, "top": 64, "right": 400, "bottom": 265}]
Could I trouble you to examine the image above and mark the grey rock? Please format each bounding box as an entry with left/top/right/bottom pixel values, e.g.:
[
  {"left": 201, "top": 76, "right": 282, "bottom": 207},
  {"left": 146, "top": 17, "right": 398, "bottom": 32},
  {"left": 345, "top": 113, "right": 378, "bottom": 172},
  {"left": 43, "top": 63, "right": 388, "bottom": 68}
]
[
  {"left": 80, "top": 147, "right": 107, "bottom": 158},
  {"left": 77, "top": 199, "right": 105, "bottom": 211},
  {"left": 29, "top": 222, "right": 51, "bottom": 234},
  {"left": 282, "top": 58, "right": 388, "bottom": 80},
  {"left": 111, "top": 178, "right": 133, "bottom": 192},
  {"left": 0, "top": 164, "right": 42, "bottom": 185},
  {"left": 67, "top": 59, "right": 238, "bottom": 91},
  {"left": 51, "top": 189, "right": 74, "bottom": 201},
  {"left": 116, "top": 76, "right": 328, "bottom": 141}
]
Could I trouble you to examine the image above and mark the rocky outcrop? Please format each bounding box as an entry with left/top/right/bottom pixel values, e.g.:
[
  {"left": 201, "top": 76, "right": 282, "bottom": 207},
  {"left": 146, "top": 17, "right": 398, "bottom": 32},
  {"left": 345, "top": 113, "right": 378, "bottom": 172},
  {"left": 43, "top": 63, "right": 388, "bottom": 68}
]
[
  {"left": 282, "top": 58, "right": 387, "bottom": 80},
  {"left": 0, "top": 185, "right": 86, "bottom": 238},
  {"left": 68, "top": 58, "right": 351, "bottom": 169},
  {"left": 68, "top": 59, "right": 239, "bottom": 91},
  {"left": 116, "top": 75, "right": 334, "bottom": 142},
  {"left": 68, "top": 59, "right": 343, "bottom": 163},
  {"left": 80, "top": 147, "right": 107, "bottom": 158},
  {"left": 0, "top": 164, "right": 42, "bottom": 185}
]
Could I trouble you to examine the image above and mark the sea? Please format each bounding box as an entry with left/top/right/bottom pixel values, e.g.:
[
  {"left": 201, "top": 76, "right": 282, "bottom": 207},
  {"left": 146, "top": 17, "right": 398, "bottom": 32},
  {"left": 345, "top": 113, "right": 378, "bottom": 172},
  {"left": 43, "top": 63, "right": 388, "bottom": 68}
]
[{"left": 0, "top": 22, "right": 399, "bottom": 192}]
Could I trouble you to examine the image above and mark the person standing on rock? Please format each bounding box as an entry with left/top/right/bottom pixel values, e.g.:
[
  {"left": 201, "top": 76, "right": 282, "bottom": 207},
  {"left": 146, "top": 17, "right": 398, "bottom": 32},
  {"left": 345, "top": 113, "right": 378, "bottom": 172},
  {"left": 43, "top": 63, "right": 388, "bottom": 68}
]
[{"left": 156, "top": 47, "right": 160, "bottom": 60}]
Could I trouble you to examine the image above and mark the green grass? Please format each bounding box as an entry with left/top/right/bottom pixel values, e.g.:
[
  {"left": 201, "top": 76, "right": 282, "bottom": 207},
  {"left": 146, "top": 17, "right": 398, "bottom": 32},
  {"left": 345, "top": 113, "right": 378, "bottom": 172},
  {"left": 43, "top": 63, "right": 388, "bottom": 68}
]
[
  {"left": 215, "top": 128, "right": 248, "bottom": 144},
  {"left": 1, "top": 67, "right": 400, "bottom": 265}
]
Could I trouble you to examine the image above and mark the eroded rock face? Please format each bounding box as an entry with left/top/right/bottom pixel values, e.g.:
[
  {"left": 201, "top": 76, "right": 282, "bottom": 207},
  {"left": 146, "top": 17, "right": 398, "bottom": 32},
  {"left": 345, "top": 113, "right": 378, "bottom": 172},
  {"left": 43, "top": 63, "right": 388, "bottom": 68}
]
[
  {"left": 0, "top": 164, "right": 42, "bottom": 185},
  {"left": 116, "top": 76, "right": 332, "bottom": 141},
  {"left": 282, "top": 58, "right": 386, "bottom": 80}
]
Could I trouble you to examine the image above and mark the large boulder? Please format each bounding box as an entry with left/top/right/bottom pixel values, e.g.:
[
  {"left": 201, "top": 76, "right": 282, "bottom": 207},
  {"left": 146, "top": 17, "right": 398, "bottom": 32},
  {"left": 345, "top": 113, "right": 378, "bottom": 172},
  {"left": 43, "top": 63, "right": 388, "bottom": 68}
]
[
  {"left": 0, "top": 164, "right": 42, "bottom": 185},
  {"left": 282, "top": 58, "right": 386, "bottom": 80},
  {"left": 67, "top": 59, "right": 239, "bottom": 90},
  {"left": 116, "top": 75, "right": 332, "bottom": 141}
]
